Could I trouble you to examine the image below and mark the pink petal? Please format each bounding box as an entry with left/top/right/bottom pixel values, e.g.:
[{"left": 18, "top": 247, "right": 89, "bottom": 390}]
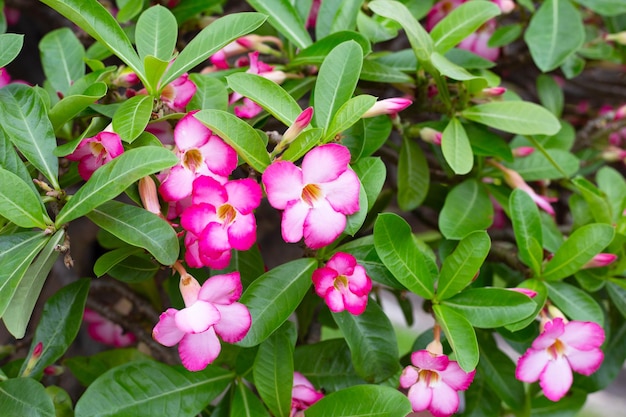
[
  {"left": 175, "top": 300, "right": 221, "bottom": 334},
  {"left": 98, "top": 132, "right": 124, "bottom": 157},
  {"left": 200, "top": 135, "right": 238, "bottom": 177},
  {"left": 303, "top": 199, "right": 346, "bottom": 249},
  {"left": 293, "top": 372, "right": 313, "bottom": 388},
  {"left": 199, "top": 222, "right": 231, "bottom": 255},
  {"left": 200, "top": 249, "right": 231, "bottom": 270},
  {"left": 326, "top": 252, "right": 356, "bottom": 276},
  {"left": 319, "top": 169, "right": 360, "bottom": 215},
  {"left": 429, "top": 382, "right": 461, "bottom": 417},
  {"left": 411, "top": 350, "right": 449, "bottom": 372},
  {"left": 184, "top": 233, "right": 204, "bottom": 268},
  {"left": 281, "top": 200, "right": 309, "bottom": 243},
  {"left": 312, "top": 267, "right": 338, "bottom": 296},
  {"left": 342, "top": 291, "right": 368, "bottom": 315},
  {"left": 77, "top": 156, "right": 101, "bottom": 181},
  {"left": 170, "top": 74, "right": 196, "bottom": 110},
  {"left": 560, "top": 321, "right": 605, "bottom": 350},
  {"left": 262, "top": 161, "right": 304, "bottom": 209},
  {"left": 178, "top": 327, "right": 221, "bottom": 371},
  {"left": 191, "top": 176, "right": 227, "bottom": 206},
  {"left": 159, "top": 165, "right": 195, "bottom": 201},
  {"left": 567, "top": 348, "right": 604, "bottom": 376},
  {"left": 213, "top": 302, "right": 251, "bottom": 343},
  {"left": 399, "top": 366, "right": 419, "bottom": 389},
  {"left": 225, "top": 179, "right": 262, "bottom": 214},
  {"left": 532, "top": 319, "right": 564, "bottom": 349},
  {"left": 539, "top": 356, "right": 572, "bottom": 401},
  {"left": 227, "top": 212, "right": 257, "bottom": 250},
  {"left": 407, "top": 380, "right": 433, "bottom": 413},
  {"left": 153, "top": 308, "right": 185, "bottom": 347},
  {"left": 516, "top": 348, "right": 549, "bottom": 383},
  {"left": 302, "top": 144, "right": 351, "bottom": 184},
  {"left": 292, "top": 384, "right": 323, "bottom": 405},
  {"left": 175, "top": 112, "right": 212, "bottom": 150},
  {"left": 440, "top": 362, "right": 475, "bottom": 391},
  {"left": 181, "top": 203, "right": 217, "bottom": 235},
  {"left": 198, "top": 272, "right": 243, "bottom": 305},
  {"left": 234, "top": 98, "right": 263, "bottom": 119},
  {"left": 325, "top": 289, "right": 345, "bottom": 313},
  {"left": 347, "top": 265, "right": 372, "bottom": 296}
]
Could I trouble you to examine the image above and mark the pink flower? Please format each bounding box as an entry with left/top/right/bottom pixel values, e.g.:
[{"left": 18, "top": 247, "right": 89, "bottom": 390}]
[
  {"left": 262, "top": 144, "right": 360, "bottom": 249},
  {"left": 180, "top": 176, "right": 262, "bottom": 269},
  {"left": 400, "top": 350, "right": 476, "bottom": 417},
  {"left": 210, "top": 35, "right": 282, "bottom": 69},
  {"left": 582, "top": 253, "right": 617, "bottom": 269},
  {"left": 234, "top": 97, "right": 263, "bottom": 119},
  {"left": 158, "top": 111, "right": 237, "bottom": 202},
  {"left": 66, "top": 131, "right": 124, "bottom": 180},
  {"left": 83, "top": 308, "right": 136, "bottom": 348},
  {"left": 291, "top": 372, "right": 324, "bottom": 417},
  {"left": 312, "top": 252, "right": 372, "bottom": 315},
  {"left": 516, "top": 318, "right": 605, "bottom": 401},
  {"left": 420, "top": 127, "right": 443, "bottom": 145},
  {"left": 306, "top": 0, "right": 321, "bottom": 28},
  {"left": 458, "top": 20, "right": 500, "bottom": 61},
  {"left": 160, "top": 73, "right": 196, "bottom": 112},
  {"left": 152, "top": 271, "right": 251, "bottom": 371},
  {"left": 0, "top": 68, "right": 11, "bottom": 88},
  {"left": 426, "top": 0, "right": 465, "bottom": 31},
  {"left": 362, "top": 98, "right": 412, "bottom": 118}
]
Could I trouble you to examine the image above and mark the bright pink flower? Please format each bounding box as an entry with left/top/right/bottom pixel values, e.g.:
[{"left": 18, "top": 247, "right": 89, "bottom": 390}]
[
  {"left": 83, "top": 308, "right": 136, "bottom": 347},
  {"left": 516, "top": 318, "right": 605, "bottom": 401},
  {"left": 458, "top": 20, "right": 500, "bottom": 61},
  {"left": 0, "top": 68, "right": 11, "bottom": 88},
  {"left": 262, "top": 144, "right": 360, "bottom": 249},
  {"left": 312, "top": 252, "right": 372, "bottom": 315},
  {"left": 159, "top": 111, "right": 237, "bottom": 202},
  {"left": 306, "top": 0, "right": 321, "bottom": 28},
  {"left": 492, "top": 0, "right": 515, "bottom": 13},
  {"left": 582, "top": 253, "right": 618, "bottom": 269},
  {"left": 234, "top": 97, "right": 263, "bottom": 119},
  {"left": 509, "top": 287, "right": 538, "bottom": 298},
  {"left": 152, "top": 272, "right": 251, "bottom": 371},
  {"left": 291, "top": 372, "right": 324, "bottom": 417},
  {"left": 400, "top": 350, "right": 475, "bottom": 417},
  {"left": 362, "top": 98, "right": 412, "bottom": 118},
  {"left": 160, "top": 73, "right": 196, "bottom": 112},
  {"left": 145, "top": 120, "right": 175, "bottom": 145},
  {"left": 66, "top": 131, "right": 124, "bottom": 180}
]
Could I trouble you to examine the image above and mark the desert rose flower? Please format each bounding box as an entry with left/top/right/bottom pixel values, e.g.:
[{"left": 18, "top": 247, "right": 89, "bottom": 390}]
[
  {"left": 290, "top": 372, "right": 324, "bottom": 417},
  {"left": 83, "top": 308, "right": 136, "bottom": 348},
  {"left": 210, "top": 35, "right": 282, "bottom": 69},
  {"left": 262, "top": 143, "right": 360, "bottom": 249},
  {"left": 66, "top": 131, "right": 124, "bottom": 180},
  {"left": 160, "top": 73, "right": 196, "bottom": 112},
  {"left": 152, "top": 270, "right": 251, "bottom": 371},
  {"left": 0, "top": 67, "right": 11, "bottom": 88},
  {"left": 516, "top": 318, "right": 605, "bottom": 401},
  {"left": 312, "top": 252, "right": 372, "bottom": 315}
]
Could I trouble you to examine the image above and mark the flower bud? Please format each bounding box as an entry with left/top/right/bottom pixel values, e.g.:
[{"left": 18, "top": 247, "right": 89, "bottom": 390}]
[
  {"left": 282, "top": 107, "right": 314, "bottom": 144},
  {"left": 482, "top": 86, "right": 507, "bottom": 97},
  {"left": 139, "top": 176, "right": 162, "bottom": 216},
  {"left": 362, "top": 98, "right": 412, "bottom": 118},
  {"left": 512, "top": 146, "right": 535, "bottom": 157},
  {"left": 606, "top": 31, "right": 626, "bottom": 45},
  {"left": 582, "top": 253, "right": 617, "bottom": 269},
  {"left": 420, "top": 127, "right": 442, "bottom": 145}
]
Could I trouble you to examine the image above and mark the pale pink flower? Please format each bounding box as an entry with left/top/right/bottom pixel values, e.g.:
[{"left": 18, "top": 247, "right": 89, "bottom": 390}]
[
  {"left": 139, "top": 176, "right": 162, "bottom": 216},
  {"left": 312, "top": 252, "right": 372, "bottom": 315},
  {"left": 66, "top": 131, "right": 124, "bottom": 180},
  {"left": 290, "top": 372, "right": 324, "bottom": 417},
  {"left": 582, "top": 253, "right": 617, "bottom": 269},
  {"left": 516, "top": 318, "right": 605, "bottom": 401},
  {"left": 83, "top": 308, "right": 136, "bottom": 348},
  {"left": 152, "top": 272, "right": 251, "bottom": 371},
  {"left": 492, "top": 0, "right": 515, "bottom": 13},
  {"left": 458, "top": 20, "right": 500, "bottom": 61},
  {"left": 420, "top": 127, "right": 443, "bottom": 145},
  {"left": 160, "top": 73, "right": 196, "bottom": 112},
  {"left": 158, "top": 111, "right": 237, "bottom": 202},
  {"left": 400, "top": 350, "right": 475, "bottom": 417},
  {"left": 362, "top": 98, "right": 412, "bottom": 118},
  {"left": 262, "top": 144, "right": 360, "bottom": 249}
]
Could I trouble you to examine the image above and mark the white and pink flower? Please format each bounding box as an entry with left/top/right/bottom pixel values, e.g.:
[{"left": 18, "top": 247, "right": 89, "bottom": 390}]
[
  {"left": 312, "top": 252, "right": 372, "bottom": 315},
  {"left": 290, "top": 372, "right": 324, "bottom": 417},
  {"left": 262, "top": 143, "right": 360, "bottom": 249},
  {"left": 66, "top": 131, "right": 124, "bottom": 180},
  {"left": 160, "top": 73, "right": 196, "bottom": 112},
  {"left": 362, "top": 97, "right": 412, "bottom": 118}
]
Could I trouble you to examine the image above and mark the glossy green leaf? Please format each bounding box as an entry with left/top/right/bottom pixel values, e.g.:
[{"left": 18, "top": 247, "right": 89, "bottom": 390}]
[
  {"left": 291, "top": 31, "right": 371, "bottom": 66},
  {"left": 161, "top": 12, "right": 267, "bottom": 86},
  {"left": 437, "top": 231, "right": 491, "bottom": 300},
  {"left": 442, "top": 118, "right": 473, "bottom": 175},
  {"left": 374, "top": 213, "right": 435, "bottom": 299},
  {"left": 510, "top": 188, "right": 544, "bottom": 275},
  {"left": 572, "top": 177, "right": 613, "bottom": 224},
  {"left": 530, "top": 389, "right": 586, "bottom": 416},
  {"left": 524, "top": 0, "right": 584, "bottom": 72},
  {"left": 507, "top": 148, "right": 579, "bottom": 181},
  {"left": 247, "top": 0, "right": 311, "bottom": 49},
  {"left": 0, "top": 33, "right": 23, "bottom": 68},
  {"left": 135, "top": 5, "right": 177, "bottom": 62},
  {"left": 93, "top": 247, "right": 143, "bottom": 277},
  {"left": 188, "top": 74, "right": 228, "bottom": 111},
  {"left": 439, "top": 179, "right": 493, "bottom": 240},
  {"left": 238, "top": 258, "right": 316, "bottom": 347},
  {"left": 74, "top": 361, "right": 234, "bottom": 417},
  {"left": 488, "top": 23, "right": 523, "bottom": 48},
  {"left": 433, "top": 304, "right": 479, "bottom": 372},
  {"left": 312, "top": 41, "right": 363, "bottom": 130},
  {"left": 143, "top": 55, "right": 169, "bottom": 94},
  {"left": 333, "top": 300, "right": 400, "bottom": 383},
  {"left": 337, "top": 237, "right": 404, "bottom": 289},
  {"left": 20, "top": 278, "right": 89, "bottom": 377},
  {"left": 356, "top": 10, "right": 398, "bottom": 43},
  {"left": 0, "top": 378, "right": 55, "bottom": 417},
  {"left": 65, "top": 348, "right": 153, "bottom": 386},
  {"left": 505, "top": 278, "right": 548, "bottom": 332},
  {"left": 544, "top": 281, "right": 604, "bottom": 325},
  {"left": 573, "top": 0, "right": 626, "bottom": 15},
  {"left": 112, "top": 95, "right": 154, "bottom": 143},
  {"left": 280, "top": 128, "right": 323, "bottom": 162},
  {"left": 0, "top": 128, "right": 34, "bottom": 193},
  {"left": 459, "top": 372, "right": 501, "bottom": 417},
  {"left": 315, "top": 0, "right": 362, "bottom": 40},
  {"left": 170, "top": 0, "right": 222, "bottom": 24},
  {"left": 360, "top": 59, "right": 413, "bottom": 83},
  {"left": 542, "top": 223, "right": 615, "bottom": 280},
  {"left": 597, "top": 166, "right": 626, "bottom": 224},
  {"left": 397, "top": 136, "right": 429, "bottom": 211},
  {"left": 49, "top": 82, "right": 108, "bottom": 131},
  {"left": 353, "top": 157, "right": 386, "bottom": 212},
  {"left": 230, "top": 381, "right": 269, "bottom": 417},
  {"left": 107, "top": 253, "right": 159, "bottom": 283},
  {"left": 343, "top": 116, "right": 392, "bottom": 162},
  {"left": 324, "top": 94, "right": 376, "bottom": 142},
  {"left": 55, "top": 147, "right": 178, "bottom": 225},
  {"left": 431, "top": 52, "right": 482, "bottom": 80},
  {"left": 0, "top": 84, "right": 59, "bottom": 188},
  {"left": 39, "top": 27, "right": 85, "bottom": 95},
  {"left": 116, "top": 0, "right": 143, "bottom": 22},
  {"left": 2, "top": 230, "right": 64, "bottom": 339},
  {"left": 462, "top": 101, "right": 561, "bottom": 136},
  {"left": 431, "top": 1, "right": 501, "bottom": 54},
  {"left": 537, "top": 74, "right": 564, "bottom": 117},
  {"left": 0, "top": 168, "right": 48, "bottom": 229},
  {"left": 305, "top": 385, "right": 411, "bottom": 417}
]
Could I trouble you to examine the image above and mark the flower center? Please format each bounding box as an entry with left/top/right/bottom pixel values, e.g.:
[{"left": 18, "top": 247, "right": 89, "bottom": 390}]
[
  {"left": 217, "top": 203, "right": 237, "bottom": 225},
  {"left": 301, "top": 183, "right": 323, "bottom": 207},
  {"left": 418, "top": 369, "right": 441, "bottom": 387},
  {"left": 89, "top": 141, "right": 106, "bottom": 160},
  {"left": 183, "top": 149, "right": 203, "bottom": 172},
  {"left": 547, "top": 339, "right": 566, "bottom": 360},
  {"left": 333, "top": 274, "right": 349, "bottom": 291}
]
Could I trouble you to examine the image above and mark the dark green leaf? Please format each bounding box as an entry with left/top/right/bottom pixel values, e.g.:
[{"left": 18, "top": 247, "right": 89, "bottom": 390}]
[
  {"left": 397, "top": 136, "right": 429, "bottom": 211},
  {"left": 65, "top": 348, "right": 153, "bottom": 386},
  {"left": 107, "top": 254, "right": 159, "bottom": 283},
  {"left": 135, "top": 5, "right": 177, "bottom": 62},
  {"left": 442, "top": 117, "right": 473, "bottom": 175},
  {"left": 537, "top": 74, "right": 564, "bottom": 117},
  {"left": 188, "top": 74, "right": 228, "bottom": 111},
  {"left": 315, "top": 0, "right": 362, "bottom": 40},
  {"left": 305, "top": 385, "right": 411, "bottom": 417},
  {"left": 510, "top": 188, "right": 544, "bottom": 275},
  {"left": 433, "top": 304, "right": 479, "bottom": 372},
  {"left": 462, "top": 101, "right": 561, "bottom": 136},
  {"left": 439, "top": 179, "right": 493, "bottom": 240},
  {"left": 360, "top": 59, "right": 413, "bottom": 83},
  {"left": 112, "top": 95, "right": 154, "bottom": 143},
  {"left": 530, "top": 388, "right": 586, "bottom": 417},
  {"left": 0, "top": 128, "right": 34, "bottom": 193},
  {"left": 325, "top": 94, "right": 376, "bottom": 143},
  {"left": 0, "top": 168, "right": 49, "bottom": 229},
  {"left": 573, "top": 0, "right": 626, "bottom": 15},
  {"left": 230, "top": 381, "right": 269, "bottom": 417},
  {"left": 343, "top": 116, "right": 392, "bottom": 162},
  {"left": 572, "top": 177, "right": 613, "bottom": 224},
  {"left": 544, "top": 281, "right": 604, "bottom": 325},
  {"left": 291, "top": 31, "right": 371, "bottom": 66},
  {"left": 353, "top": 157, "right": 386, "bottom": 212},
  {"left": 280, "top": 128, "right": 323, "bottom": 163},
  {"left": 0, "top": 378, "right": 55, "bottom": 417},
  {"left": 49, "top": 82, "right": 108, "bottom": 131},
  {"left": 246, "top": 0, "right": 311, "bottom": 49},
  {"left": 93, "top": 247, "right": 143, "bottom": 277}
]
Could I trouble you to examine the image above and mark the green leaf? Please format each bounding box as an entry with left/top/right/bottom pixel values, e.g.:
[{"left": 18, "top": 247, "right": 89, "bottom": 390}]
[
  {"left": 0, "top": 378, "right": 55, "bottom": 417},
  {"left": 353, "top": 157, "right": 386, "bottom": 212},
  {"left": 188, "top": 74, "right": 228, "bottom": 111},
  {"left": 510, "top": 188, "right": 544, "bottom": 275},
  {"left": 0, "top": 128, "right": 34, "bottom": 193},
  {"left": 135, "top": 5, "right": 177, "bottom": 62},
  {"left": 193, "top": 109, "right": 271, "bottom": 173},
  {"left": 524, "top": 0, "right": 585, "bottom": 72},
  {"left": 94, "top": 247, "right": 143, "bottom": 277},
  {"left": 343, "top": 116, "right": 392, "bottom": 162},
  {"left": 397, "top": 136, "right": 429, "bottom": 211},
  {"left": 39, "top": 27, "right": 85, "bottom": 95},
  {"left": 431, "top": 1, "right": 501, "bottom": 54},
  {"left": 442, "top": 287, "right": 537, "bottom": 328},
  {"left": 488, "top": 23, "right": 523, "bottom": 48},
  {"left": 230, "top": 381, "right": 270, "bottom": 417},
  {"left": 337, "top": 237, "right": 404, "bottom": 289},
  {"left": 161, "top": 12, "right": 266, "bottom": 86},
  {"left": 507, "top": 148, "right": 579, "bottom": 181},
  {"left": 315, "top": 0, "right": 362, "bottom": 40},
  {"left": 333, "top": 300, "right": 401, "bottom": 383},
  {"left": 312, "top": 41, "right": 363, "bottom": 130},
  {"left": 112, "top": 95, "right": 154, "bottom": 143},
  {"left": 536, "top": 74, "right": 564, "bottom": 117},
  {"left": 433, "top": 304, "right": 479, "bottom": 372},
  {"left": 505, "top": 278, "right": 548, "bottom": 332},
  {"left": 280, "top": 128, "right": 323, "bottom": 162},
  {"left": 442, "top": 117, "right": 473, "bottom": 175},
  {"left": 324, "top": 94, "right": 376, "bottom": 142},
  {"left": 439, "top": 179, "right": 493, "bottom": 240},
  {"left": 291, "top": 31, "right": 371, "bottom": 66},
  {"left": 74, "top": 361, "right": 234, "bottom": 417},
  {"left": 597, "top": 166, "right": 626, "bottom": 224},
  {"left": 116, "top": 0, "right": 144, "bottom": 22},
  {"left": 0, "top": 84, "right": 59, "bottom": 188},
  {"left": 65, "top": 348, "right": 153, "bottom": 386},
  {"left": 20, "top": 278, "right": 89, "bottom": 377},
  {"left": 544, "top": 281, "right": 604, "bottom": 325},
  {"left": 305, "top": 385, "right": 412, "bottom": 417},
  {"left": 227, "top": 73, "right": 303, "bottom": 127},
  {"left": 0, "top": 168, "right": 49, "bottom": 229},
  {"left": 530, "top": 389, "right": 586, "bottom": 416},
  {"left": 55, "top": 147, "right": 178, "bottom": 225},
  {"left": 246, "top": 0, "right": 311, "bottom": 49},
  {"left": 86, "top": 200, "right": 179, "bottom": 265},
  {"left": 2, "top": 230, "right": 65, "bottom": 339},
  {"left": 572, "top": 177, "right": 613, "bottom": 224},
  {"left": 573, "top": 0, "right": 626, "bottom": 15},
  {"left": 431, "top": 52, "right": 483, "bottom": 80},
  {"left": 107, "top": 254, "right": 159, "bottom": 283},
  {"left": 143, "top": 55, "right": 169, "bottom": 94},
  {"left": 170, "top": 0, "right": 222, "bottom": 25},
  {"left": 542, "top": 223, "right": 615, "bottom": 280},
  {"left": 0, "top": 33, "right": 24, "bottom": 68},
  {"left": 49, "top": 82, "right": 108, "bottom": 131},
  {"left": 238, "top": 258, "right": 316, "bottom": 347},
  {"left": 437, "top": 231, "right": 491, "bottom": 300},
  {"left": 373, "top": 213, "right": 435, "bottom": 299},
  {"left": 462, "top": 101, "right": 561, "bottom": 135},
  {"left": 360, "top": 59, "right": 414, "bottom": 83}
]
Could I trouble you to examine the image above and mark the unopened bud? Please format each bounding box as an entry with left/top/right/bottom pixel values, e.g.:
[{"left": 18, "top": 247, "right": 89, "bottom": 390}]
[
  {"left": 582, "top": 253, "right": 617, "bottom": 269},
  {"left": 43, "top": 365, "right": 64, "bottom": 376},
  {"left": 139, "top": 176, "right": 162, "bottom": 216},
  {"left": 601, "top": 145, "right": 626, "bottom": 162},
  {"left": 22, "top": 342, "right": 43, "bottom": 377},
  {"left": 420, "top": 127, "right": 442, "bottom": 145},
  {"left": 510, "top": 287, "right": 538, "bottom": 298},
  {"left": 482, "top": 86, "right": 507, "bottom": 97},
  {"left": 512, "top": 146, "right": 535, "bottom": 157},
  {"left": 362, "top": 98, "right": 412, "bottom": 118},
  {"left": 282, "top": 107, "right": 313, "bottom": 143},
  {"left": 547, "top": 305, "right": 567, "bottom": 322},
  {"left": 606, "top": 31, "right": 626, "bottom": 45},
  {"left": 614, "top": 104, "right": 626, "bottom": 120}
]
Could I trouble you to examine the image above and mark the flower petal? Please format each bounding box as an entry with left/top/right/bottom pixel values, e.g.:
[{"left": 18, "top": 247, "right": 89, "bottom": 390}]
[
  {"left": 178, "top": 327, "right": 221, "bottom": 371},
  {"left": 199, "top": 222, "right": 231, "bottom": 255},
  {"left": 227, "top": 212, "right": 257, "bottom": 250},
  {"left": 175, "top": 300, "right": 221, "bottom": 334},
  {"left": 303, "top": 199, "right": 346, "bottom": 249},
  {"left": 429, "top": 381, "right": 461, "bottom": 417},
  {"left": 312, "top": 267, "right": 338, "bottom": 297},
  {"left": 516, "top": 348, "right": 548, "bottom": 383},
  {"left": 539, "top": 356, "right": 572, "bottom": 401},
  {"left": 200, "top": 135, "right": 238, "bottom": 176},
  {"left": 159, "top": 165, "right": 195, "bottom": 202},
  {"left": 281, "top": 200, "right": 308, "bottom": 243},
  {"left": 181, "top": 203, "right": 216, "bottom": 235},
  {"left": 561, "top": 321, "right": 605, "bottom": 350},
  {"left": 325, "top": 289, "right": 345, "bottom": 313},
  {"left": 532, "top": 318, "right": 565, "bottom": 349},
  {"left": 302, "top": 144, "right": 351, "bottom": 184},
  {"left": 407, "top": 381, "right": 432, "bottom": 413},
  {"left": 440, "top": 361, "right": 475, "bottom": 391},
  {"left": 342, "top": 291, "right": 368, "bottom": 315},
  {"left": 191, "top": 176, "right": 227, "bottom": 206},
  {"left": 567, "top": 347, "right": 604, "bottom": 376},
  {"left": 225, "top": 179, "right": 262, "bottom": 214},
  {"left": 175, "top": 112, "right": 211, "bottom": 150},
  {"left": 399, "top": 365, "right": 418, "bottom": 389},
  {"left": 411, "top": 350, "right": 449, "bottom": 372},
  {"left": 326, "top": 252, "right": 356, "bottom": 276},
  {"left": 320, "top": 169, "right": 360, "bottom": 215},
  {"left": 347, "top": 265, "right": 372, "bottom": 296},
  {"left": 153, "top": 308, "right": 185, "bottom": 347},
  {"left": 198, "top": 272, "right": 243, "bottom": 304},
  {"left": 213, "top": 302, "right": 251, "bottom": 343},
  {"left": 262, "top": 161, "right": 303, "bottom": 209}
]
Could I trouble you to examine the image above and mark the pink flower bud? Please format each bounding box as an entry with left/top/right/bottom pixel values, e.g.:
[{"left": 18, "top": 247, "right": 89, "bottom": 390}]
[
  {"left": 605, "top": 31, "right": 626, "bottom": 45},
  {"left": 509, "top": 287, "right": 537, "bottom": 298},
  {"left": 44, "top": 365, "right": 64, "bottom": 376},
  {"left": 614, "top": 104, "right": 626, "bottom": 120},
  {"left": 362, "top": 98, "right": 412, "bottom": 118},
  {"left": 583, "top": 253, "right": 618, "bottom": 269},
  {"left": 601, "top": 145, "right": 626, "bottom": 162},
  {"left": 33, "top": 342, "right": 43, "bottom": 359},
  {"left": 482, "top": 86, "right": 507, "bottom": 96},
  {"left": 139, "top": 176, "right": 161, "bottom": 216},
  {"left": 512, "top": 146, "right": 535, "bottom": 157},
  {"left": 420, "top": 127, "right": 442, "bottom": 145},
  {"left": 490, "top": 161, "right": 556, "bottom": 215},
  {"left": 282, "top": 107, "right": 313, "bottom": 144}
]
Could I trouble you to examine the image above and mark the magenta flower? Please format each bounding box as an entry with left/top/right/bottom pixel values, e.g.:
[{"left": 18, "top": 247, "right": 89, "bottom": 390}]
[
  {"left": 180, "top": 176, "right": 262, "bottom": 269},
  {"left": 159, "top": 111, "right": 237, "bottom": 202},
  {"left": 312, "top": 252, "right": 372, "bottom": 315},
  {"left": 262, "top": 143, "right": 360, "bottom": 249},
  {"left": 83, "top": 308, "right": 136, "bottom": 348},
  {"left": 290, "top": 372, "right": 324, "bottom": 417},
  {"left": 458, "top": 20, "right": 500, "bottom": 61},
  {"left": 66, "top": 131, "right": 124, "bottom": 180},
  {"left": 160, "top": 73, "right": 196, "bottom": 112},
  {"left": 582, "top": 253, "right": 618, "bottom": 269},
  {"left": 0, "top": 67, "right": 11, "bottom": 88},
  {"left": 516, "top": 318, "right": 605, "bottom": 401},
  {"left": 152, "top": 271, "right": 251, "bottom": 371},
  {"left": 400, "top": 350, "right": 475, "bottom": 417}
]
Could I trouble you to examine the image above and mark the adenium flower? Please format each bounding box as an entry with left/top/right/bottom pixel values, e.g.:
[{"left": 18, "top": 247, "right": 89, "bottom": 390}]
[
  {"left": 516, "top": 318, "right": 605, "bottom": 401},
  {"left": 66, "top": 131, "right": 124, "bottom": 180},
  {"left": 83, "top": 308, "right": 136, "bottom": 348},
  {"left": 312, "top": 252, "right": 372, "bottom": 315},
  {"left": 291, "top": 372, "right": 324, "bottom": 417},
  {"left": 262, "top": 143, "right": 360, "bottom": 249},
  {"left": 400, "top": 350, "right": 476, "bottom": 417},
  {"left": 160, "top": 73, "right": 196, "bottom": 112},
  {"left": 0, "top": 67, "right": 11, "bottom": 88},
  {"left": 152, "top": 271, "right": 251, "bottom": 371},
  {"left": 210, "top": 35, "right": 282, "bottom": 69}
]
